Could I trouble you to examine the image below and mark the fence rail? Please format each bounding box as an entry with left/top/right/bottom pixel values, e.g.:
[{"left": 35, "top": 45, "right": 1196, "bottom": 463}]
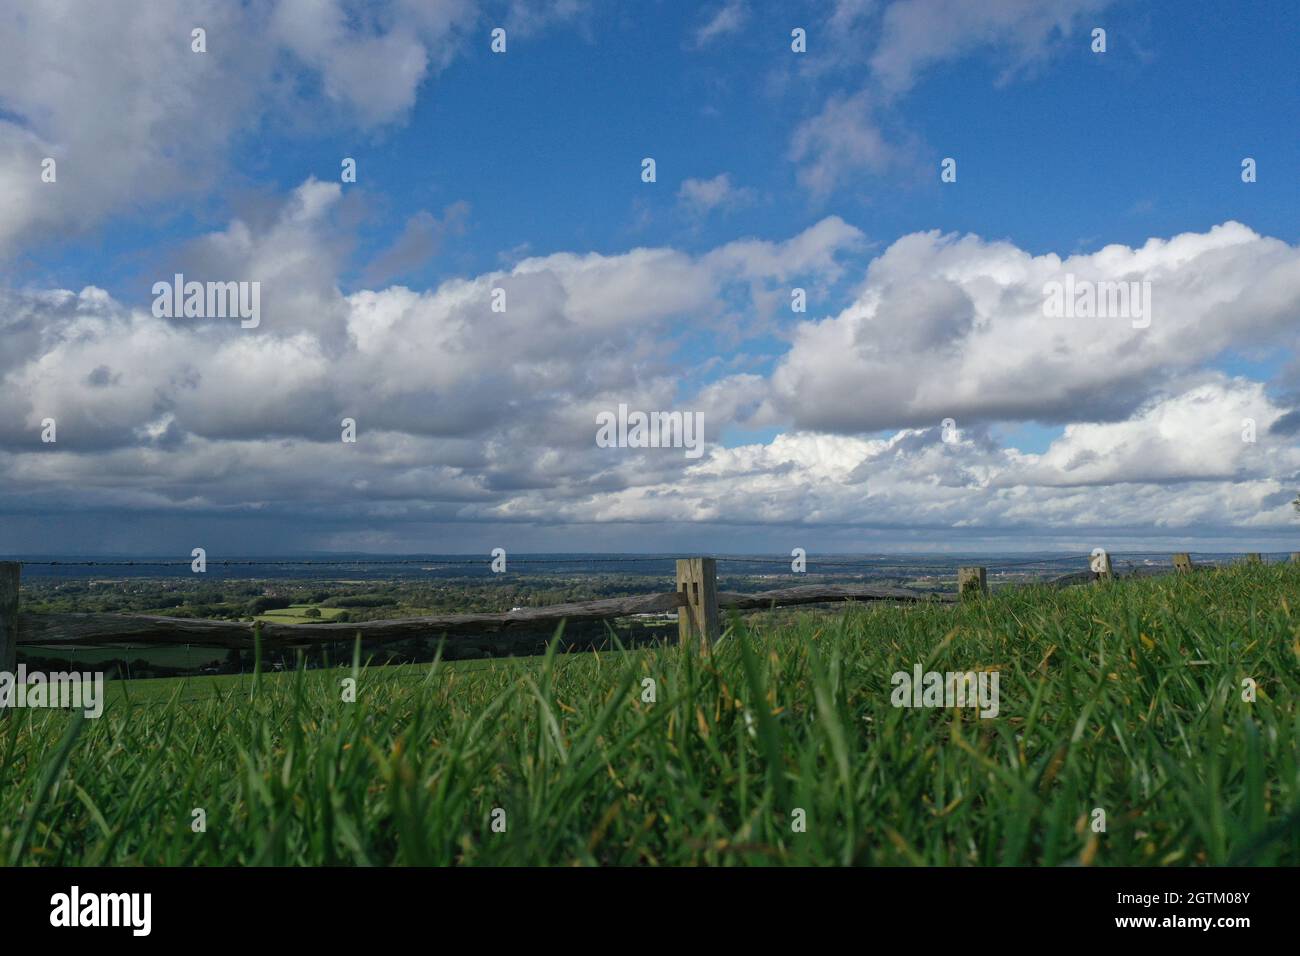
[{"left": 2, "top": 552, "right": 1296, "bottom": 659}]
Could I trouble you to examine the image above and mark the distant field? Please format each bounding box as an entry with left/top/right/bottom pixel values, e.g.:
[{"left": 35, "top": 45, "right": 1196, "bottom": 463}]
[
  {"left": 2, "top": 564, "right": 1297, "bottom": 865},
  {"left": 253, "top": 604, "right": 349, "bottom": 625}
]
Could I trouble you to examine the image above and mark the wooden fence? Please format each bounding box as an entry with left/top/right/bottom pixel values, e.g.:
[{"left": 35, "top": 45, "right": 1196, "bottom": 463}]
[
  {"left": 2, "top": 552, "right": 1296, "bottom": 663},
  {"left": 1, "top": 558, "right": 954, "bottom": 657}
]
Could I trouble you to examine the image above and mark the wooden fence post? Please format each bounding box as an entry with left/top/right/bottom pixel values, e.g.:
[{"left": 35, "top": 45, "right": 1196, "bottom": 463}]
[
  {"left": 676, "top": 558, "right": 719, "bottom": 649},
  {"left": 1291, "top": 553, "right": 1300, "bottom": 564},
  {"left": 1172, "top": 553, "right": 1194, "bottom": 574},
  {"left": 0, "top": 563, "right": 19, "bottom": 714},
  {"left": 1246, "top": 553, "right": 1262, "bottom": 565},
  {"left": 1092, "top": 551, "right": 1114, "bottom": 583},
  {"left": 957, "top": 566, "right": 987, "bottom": 601}
]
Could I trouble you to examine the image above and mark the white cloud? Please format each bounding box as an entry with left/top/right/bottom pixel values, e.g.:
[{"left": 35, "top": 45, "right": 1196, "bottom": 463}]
[
  {"left": 691, "top": 1, "right": 748, "bottom": 49},
  {"left": 0, "top": 193, "right": 863, "bottom": 455},
  {"left": 0, "top": 0, "right": 267, "bottom": 253},
  {"left": 765, "top": 222, "right": 1300, "bottom": 433},
  {"left": 3, "top": 211, "right": 1298, "bottom": 549},
  {"left": 869, "top": 0, "right": 1113, "bottom": 94},
  {"left": 459, "top": 381, "right": 1300, "bottom": 539},
  {"left": 788, "top": 91, "right": 904, "bottom": 197},
  {"left": 676, "top": 173, "right": 755, "bottom": 218},
  {"left": 269, "top": 0, "right": 466, "bottom": 124},
  {"left": 1003, "top": 380, "right": 1291, "bottom": 487},
  {"left": 788, "top": 0, "right": 1116, "bottom": 196},
  {"left": 0, "top": 0, "right": 587, "bottom": 256}
]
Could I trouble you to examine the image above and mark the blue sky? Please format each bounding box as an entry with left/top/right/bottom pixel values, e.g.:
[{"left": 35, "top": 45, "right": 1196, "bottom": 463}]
[{"left": 2, "top": 0, "right": 1299, "bottom": 554}]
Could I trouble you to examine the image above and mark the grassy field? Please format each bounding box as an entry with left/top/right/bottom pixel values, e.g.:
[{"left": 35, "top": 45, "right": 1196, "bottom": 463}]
[
  {"left": 254, "top": 604, "right": 349, "bottom": 625},
  {"left": 1, "top": 564, "right": 1297, "bottom": 865}
]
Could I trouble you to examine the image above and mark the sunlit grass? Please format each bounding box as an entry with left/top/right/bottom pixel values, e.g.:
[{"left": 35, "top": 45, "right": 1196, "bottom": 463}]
[
  {"left": 253, "top": 604, "right": 349, "bottom": 625},
  {"left": 2, "top": 564, "right": 1297, "bottom": 865}
]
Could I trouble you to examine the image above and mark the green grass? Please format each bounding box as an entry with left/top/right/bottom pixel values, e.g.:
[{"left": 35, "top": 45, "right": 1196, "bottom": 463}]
[{"left": 1, "top": 564, "right": 1297, "bottom": 865}]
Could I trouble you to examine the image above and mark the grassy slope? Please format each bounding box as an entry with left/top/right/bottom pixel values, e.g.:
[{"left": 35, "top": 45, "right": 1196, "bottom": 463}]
[{"left": 1, "top": 564, "right": 1297, "bottom": 866}]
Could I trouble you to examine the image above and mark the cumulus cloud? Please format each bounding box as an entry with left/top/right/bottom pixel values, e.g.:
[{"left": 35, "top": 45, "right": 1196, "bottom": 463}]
[
  {"left": 0, "top": 0, "right": 583, "bottom": 256},
  {"left": 0, "top": 194, "right": 864, "bottom": 509},
  {"left": 3, "top": 209, "right": 1298, "bottom": 549},
  {"left": 764, "top": 222, "right": 1300, "bottom": 433},
  {"left": 461, "top": 383, "right": 1300, "bottom": 541},
  {"left": 1002, "top": 379, "right": 1292, "bottom": 487},
  {"left": 0, "top": 0, "right": 267, "bottom": 254},
  {"left": 268, "top": 0, "right": 472, "bottom": 124}
]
